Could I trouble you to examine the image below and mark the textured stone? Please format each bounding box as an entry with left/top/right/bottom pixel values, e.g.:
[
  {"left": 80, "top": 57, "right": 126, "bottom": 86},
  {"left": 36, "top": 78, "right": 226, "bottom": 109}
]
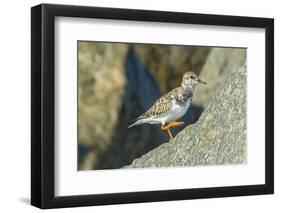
[
  {"left": 126, "top": 64, "right": 247, "bottom": 168},
  {"left": 78, "top": 42, "right": 128, "bottom": 169},
  {"left": 193, "top": 48, "right": 246, "bottom": 107}
]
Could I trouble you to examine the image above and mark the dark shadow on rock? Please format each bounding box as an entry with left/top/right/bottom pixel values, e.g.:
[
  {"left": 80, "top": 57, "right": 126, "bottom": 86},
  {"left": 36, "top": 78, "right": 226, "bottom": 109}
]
[{"left": 94, "top": 47, "right": 163, "bottom": 169}]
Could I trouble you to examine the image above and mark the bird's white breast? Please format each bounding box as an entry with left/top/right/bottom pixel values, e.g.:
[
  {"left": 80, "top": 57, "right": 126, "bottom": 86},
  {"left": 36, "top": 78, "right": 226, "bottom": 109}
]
[{"left": 164, "top": 98, "right": 191, "bottom": 123}]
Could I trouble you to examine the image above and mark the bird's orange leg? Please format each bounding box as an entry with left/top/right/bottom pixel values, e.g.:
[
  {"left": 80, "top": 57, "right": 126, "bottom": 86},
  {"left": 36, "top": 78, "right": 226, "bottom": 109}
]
[
  {"left": 162, "top": 121, "right": 185, "bottom": 131},
  {"left": 161, "top": 121, "right": 184, "bottom": 140},
  {"left": 161, "top": 125, "right": 174, "bottom": 140}
]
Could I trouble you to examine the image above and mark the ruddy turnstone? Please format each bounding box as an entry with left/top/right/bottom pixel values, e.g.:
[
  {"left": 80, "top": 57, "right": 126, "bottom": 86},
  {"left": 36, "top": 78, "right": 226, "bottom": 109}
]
[{"left": 128, "top": 71, "right": 206, "bottom": 140}]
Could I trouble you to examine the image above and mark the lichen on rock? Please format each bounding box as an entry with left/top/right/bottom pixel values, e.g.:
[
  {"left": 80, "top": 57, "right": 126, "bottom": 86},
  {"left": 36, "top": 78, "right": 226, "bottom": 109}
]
[{"left": 126, "top": 64, "right": 247, "bottom": 168}]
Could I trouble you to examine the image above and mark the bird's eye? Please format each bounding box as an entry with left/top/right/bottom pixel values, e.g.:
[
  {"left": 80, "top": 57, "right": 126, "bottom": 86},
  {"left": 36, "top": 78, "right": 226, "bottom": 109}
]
[{"left": 190, "top": 76, "right": 195, "bottom": 79}]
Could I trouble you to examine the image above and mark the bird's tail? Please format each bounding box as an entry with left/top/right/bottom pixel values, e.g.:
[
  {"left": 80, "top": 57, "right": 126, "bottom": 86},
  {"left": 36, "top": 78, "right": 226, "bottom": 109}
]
[{"left": 128, "top": 118, "right": 146, "bottom": 128}]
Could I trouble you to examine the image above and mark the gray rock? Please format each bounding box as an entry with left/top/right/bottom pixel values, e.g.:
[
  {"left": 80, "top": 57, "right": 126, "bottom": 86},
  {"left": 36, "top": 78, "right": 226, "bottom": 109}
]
[
  {"left": 126, "top": 64, "right": 247, "bottom": 168},
  {"left": 193, "top": 48, "right": 246, "bottom": 108}
]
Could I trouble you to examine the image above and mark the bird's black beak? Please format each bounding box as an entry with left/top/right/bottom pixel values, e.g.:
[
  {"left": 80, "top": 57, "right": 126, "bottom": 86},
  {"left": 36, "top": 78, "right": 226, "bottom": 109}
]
[{"left": 197, "top": 79, "right": 207, "bottom": 84}]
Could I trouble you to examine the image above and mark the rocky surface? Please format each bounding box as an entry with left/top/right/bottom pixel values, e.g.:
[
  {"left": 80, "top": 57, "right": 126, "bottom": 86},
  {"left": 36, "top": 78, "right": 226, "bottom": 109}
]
[
  {"left": 126, "top": 64, "right": 247, "bottom": 168},
  {"left": 193, "top": 48, "right": 246, "bottom": 107},
  {"left": 78, "top": 42, "right": 128, "bottom": 169}
]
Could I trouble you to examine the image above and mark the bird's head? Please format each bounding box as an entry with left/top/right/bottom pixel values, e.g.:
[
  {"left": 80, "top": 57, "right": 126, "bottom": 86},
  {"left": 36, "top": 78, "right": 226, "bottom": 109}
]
[{"left": 181, "top": 71, "right": 207, "bottom": 88}]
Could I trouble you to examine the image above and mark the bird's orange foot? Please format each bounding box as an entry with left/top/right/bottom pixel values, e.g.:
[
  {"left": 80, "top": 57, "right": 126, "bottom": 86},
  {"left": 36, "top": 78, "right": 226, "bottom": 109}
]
[
  {"left": 162, "top": 121, "right": 185, "bottom": 131},
  {"left": 161, "top": 121, "right": 185, "bottom": 141}
]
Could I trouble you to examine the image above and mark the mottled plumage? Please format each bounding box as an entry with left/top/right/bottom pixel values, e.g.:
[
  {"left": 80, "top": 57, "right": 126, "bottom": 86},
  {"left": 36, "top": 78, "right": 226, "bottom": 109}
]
[
  {"left": 139, "top": 87, "right": 192, "bottom": 119},
  {"left": 128, "top": 71, "right": 206, "bottom": 128}
]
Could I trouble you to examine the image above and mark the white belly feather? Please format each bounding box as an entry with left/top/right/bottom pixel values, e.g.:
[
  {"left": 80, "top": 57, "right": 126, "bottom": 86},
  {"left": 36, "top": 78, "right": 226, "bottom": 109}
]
[
  {"left": 145, "top": 98, "right": 191, "bottom": 125},
  {"left": 164, "top": 99, "right": 191, "bottom": 123}
]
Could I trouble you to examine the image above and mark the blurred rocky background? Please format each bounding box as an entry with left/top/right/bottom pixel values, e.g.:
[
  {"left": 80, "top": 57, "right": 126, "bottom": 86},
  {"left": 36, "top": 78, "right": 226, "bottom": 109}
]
[{"left": 78, "top": 41, "right": 246, "bottom": 170}]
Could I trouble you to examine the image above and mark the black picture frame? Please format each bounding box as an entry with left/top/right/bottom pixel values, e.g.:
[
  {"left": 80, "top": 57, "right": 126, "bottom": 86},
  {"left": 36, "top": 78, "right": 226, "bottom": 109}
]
[{"left": 31, "top": 3, "right": 274, "bottom": 209}]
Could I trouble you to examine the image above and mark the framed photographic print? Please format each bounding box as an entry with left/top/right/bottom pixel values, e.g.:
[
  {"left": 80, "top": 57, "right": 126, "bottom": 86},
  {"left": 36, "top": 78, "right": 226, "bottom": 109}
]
[{"left": 31, "top": 3, "right": 274, "bottom": 209}]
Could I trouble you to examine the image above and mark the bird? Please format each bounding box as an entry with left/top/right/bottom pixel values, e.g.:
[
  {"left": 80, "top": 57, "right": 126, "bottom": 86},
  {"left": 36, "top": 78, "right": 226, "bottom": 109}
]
[{"left": 128, "top": 71, "right": 207, "bottom": 140}]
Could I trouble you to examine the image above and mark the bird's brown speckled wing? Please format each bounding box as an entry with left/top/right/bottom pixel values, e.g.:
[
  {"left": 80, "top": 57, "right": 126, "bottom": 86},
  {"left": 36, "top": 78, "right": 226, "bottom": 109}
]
[{"left": 139, "top": 89, "right": 177, "bottom": 119}]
